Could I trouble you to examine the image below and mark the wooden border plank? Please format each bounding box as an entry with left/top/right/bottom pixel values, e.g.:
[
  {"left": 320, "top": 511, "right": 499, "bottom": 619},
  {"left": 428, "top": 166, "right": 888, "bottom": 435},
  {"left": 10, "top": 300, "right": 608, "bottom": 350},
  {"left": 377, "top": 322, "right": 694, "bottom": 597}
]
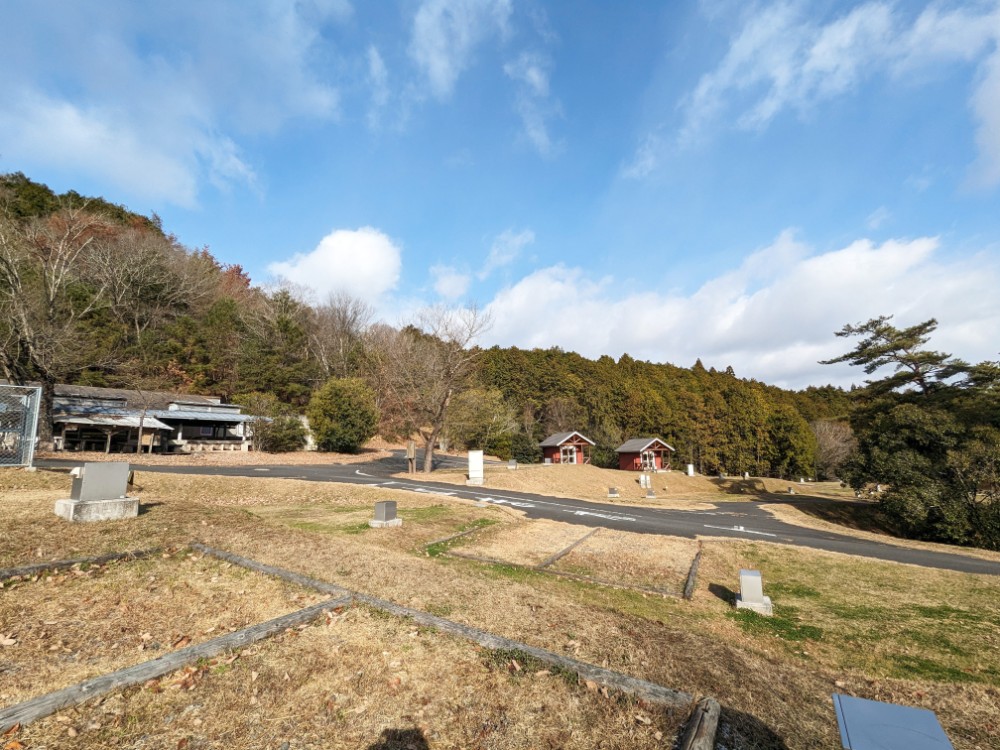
[
  {"left": 679, "top": 697, "right": 721, "bottom": 750},
  {"left": 0, "top": 595, "right": 350, "bottom": 732},
  {"left": 0, "top": 548, "right": 161, "bottom": 582},
  {"left": 683, "top": 546, "right": 703, "bottom": 601},
  {"left": 537, "top": 528, "right": 600, "bottom": 569}
]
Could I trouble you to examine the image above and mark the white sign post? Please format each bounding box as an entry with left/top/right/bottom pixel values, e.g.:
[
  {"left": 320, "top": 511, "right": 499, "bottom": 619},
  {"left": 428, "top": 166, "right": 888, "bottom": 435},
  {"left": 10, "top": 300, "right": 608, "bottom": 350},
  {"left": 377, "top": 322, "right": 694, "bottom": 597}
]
[{"left": 467, "top": 450, "right": 484, "bottom": 486}]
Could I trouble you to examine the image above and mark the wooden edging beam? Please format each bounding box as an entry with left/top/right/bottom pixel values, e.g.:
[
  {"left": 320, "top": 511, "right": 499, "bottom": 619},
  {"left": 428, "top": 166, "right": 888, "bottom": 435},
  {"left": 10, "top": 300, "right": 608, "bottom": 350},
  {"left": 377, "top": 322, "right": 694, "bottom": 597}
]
[
  {"left": 194, "top": 543, "right": 692, "bottom": 708},
  {"left": 678, "top": 697, "right": 721, "bottom": 750},
  {"left": 683, "top": 546, "right": 703, "bottom": 601},
  {"left": 536, "top": 528, "right": 600, "bottom": 569},
  {"left": 0, "top": 595, "right": 350, "bottom": 733},
  {"left": 0, "top": 548, "right": 162, "bottom": 582}
]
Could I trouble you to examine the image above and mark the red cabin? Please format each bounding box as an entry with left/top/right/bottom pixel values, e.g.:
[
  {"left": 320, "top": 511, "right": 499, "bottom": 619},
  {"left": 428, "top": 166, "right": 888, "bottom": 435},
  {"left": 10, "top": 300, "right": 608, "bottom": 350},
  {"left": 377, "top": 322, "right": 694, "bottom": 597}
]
[
  {"left": 539, "top": 431, "right": 594, "bottom": 465},
  {"left": 616, "top": 438, "right": 675, "bottom": 471}
]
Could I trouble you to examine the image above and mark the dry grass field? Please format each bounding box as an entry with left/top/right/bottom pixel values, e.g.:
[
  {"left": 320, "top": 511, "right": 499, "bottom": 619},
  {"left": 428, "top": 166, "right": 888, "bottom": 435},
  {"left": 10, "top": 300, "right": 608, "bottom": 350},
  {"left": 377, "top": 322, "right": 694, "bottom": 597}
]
[{"left": 2, "top": 467, "right": 999, "bottom": 749}]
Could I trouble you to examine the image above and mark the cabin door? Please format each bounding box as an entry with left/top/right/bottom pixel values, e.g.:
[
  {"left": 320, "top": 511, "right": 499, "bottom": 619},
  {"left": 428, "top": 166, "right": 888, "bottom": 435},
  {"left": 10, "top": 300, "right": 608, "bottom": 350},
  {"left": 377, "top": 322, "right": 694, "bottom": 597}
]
[
  {"left": 560, "top": 445, "right": 577, "bottom": 464},
  {"left": 641, "top": 450, "right": 656, "bottom": 471}
]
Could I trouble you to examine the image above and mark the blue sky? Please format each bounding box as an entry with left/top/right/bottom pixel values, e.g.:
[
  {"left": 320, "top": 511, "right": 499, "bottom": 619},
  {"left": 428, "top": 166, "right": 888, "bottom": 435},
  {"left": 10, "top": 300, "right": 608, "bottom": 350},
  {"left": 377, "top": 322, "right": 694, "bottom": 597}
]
[{"left": 2, "top": 0, "right": 999, "bottom": 389}]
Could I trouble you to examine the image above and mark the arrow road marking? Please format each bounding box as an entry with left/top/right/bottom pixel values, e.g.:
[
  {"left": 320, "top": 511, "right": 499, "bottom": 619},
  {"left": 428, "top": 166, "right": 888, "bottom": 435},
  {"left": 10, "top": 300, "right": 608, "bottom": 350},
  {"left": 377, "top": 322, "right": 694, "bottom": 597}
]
[{"left": 703, "top": 524, "right": 777, "bottom": 537}]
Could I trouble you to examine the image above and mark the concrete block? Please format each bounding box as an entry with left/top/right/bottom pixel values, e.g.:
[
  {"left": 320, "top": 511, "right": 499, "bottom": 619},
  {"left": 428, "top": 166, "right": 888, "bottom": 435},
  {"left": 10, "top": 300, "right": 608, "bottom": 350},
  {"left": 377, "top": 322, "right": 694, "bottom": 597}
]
[
  {"left": 370, "top": 500, "right": 402, "bottom": 528},
  {"left": 55, "top": 497, "right": 139, "bottom": 522},
  {"left": 368, "top": 518, "right": 403, "bottom": 528}
]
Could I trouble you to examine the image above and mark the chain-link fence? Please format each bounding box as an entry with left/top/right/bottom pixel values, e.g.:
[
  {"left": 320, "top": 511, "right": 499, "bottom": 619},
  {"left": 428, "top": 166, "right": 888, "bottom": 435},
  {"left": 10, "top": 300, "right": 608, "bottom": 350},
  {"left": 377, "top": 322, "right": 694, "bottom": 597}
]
[{"left": 0, "top": 385, "right": 41, "bottom": 467}]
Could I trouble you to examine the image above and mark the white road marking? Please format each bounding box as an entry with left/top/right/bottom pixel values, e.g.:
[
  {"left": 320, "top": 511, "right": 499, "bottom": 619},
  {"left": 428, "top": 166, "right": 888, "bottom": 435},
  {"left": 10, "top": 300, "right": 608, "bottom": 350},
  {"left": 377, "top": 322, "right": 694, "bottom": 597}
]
[
  {"left": 356, "top": 469, "right": 375, "bottom": 477},
  {"left": 703, "top": 524, "right": 777, "bottom": 537},
  {"left": 572, "top": 510, "right": 635, "bottom": 522}
]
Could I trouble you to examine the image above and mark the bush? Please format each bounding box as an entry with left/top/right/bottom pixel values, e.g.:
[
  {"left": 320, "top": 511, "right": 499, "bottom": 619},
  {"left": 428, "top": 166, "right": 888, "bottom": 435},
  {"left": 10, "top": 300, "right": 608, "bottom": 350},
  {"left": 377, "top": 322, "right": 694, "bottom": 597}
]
[
  {"left": 259, "top": 415, "right": 307, "bottom": 452},
  {"left": 510, "top": 432, "right": 542, "bottom": 464},
  {"left": 306, "top": 377, "right": 379, "bottom": 453}
]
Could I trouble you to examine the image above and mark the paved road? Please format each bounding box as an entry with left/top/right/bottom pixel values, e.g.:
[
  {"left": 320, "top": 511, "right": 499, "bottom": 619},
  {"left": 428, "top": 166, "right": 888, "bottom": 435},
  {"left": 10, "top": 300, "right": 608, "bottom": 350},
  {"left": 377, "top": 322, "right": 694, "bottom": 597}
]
[{"left": 37, "top": 454, "right": 1000, "bottom": 576}]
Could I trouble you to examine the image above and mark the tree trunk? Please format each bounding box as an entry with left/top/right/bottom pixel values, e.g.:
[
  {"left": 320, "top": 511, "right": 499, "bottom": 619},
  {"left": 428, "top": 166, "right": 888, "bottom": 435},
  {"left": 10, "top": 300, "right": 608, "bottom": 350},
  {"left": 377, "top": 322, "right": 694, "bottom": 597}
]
[{"left": 422, "top": 431, "right": 437, "bottom": 473}]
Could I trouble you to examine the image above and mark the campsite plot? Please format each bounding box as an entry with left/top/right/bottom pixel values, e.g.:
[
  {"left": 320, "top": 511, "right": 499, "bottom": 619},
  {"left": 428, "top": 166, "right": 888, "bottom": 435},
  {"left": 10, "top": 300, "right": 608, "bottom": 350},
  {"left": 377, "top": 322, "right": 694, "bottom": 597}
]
[
  {"left": 550, "top": 531, "right": 698, "bottom": 593},
  {"left": 0, "top": 552, "right": 324, "bottom": 706},
  {"left": 13, "top": 605, "right": 686, "bottom": 749}
]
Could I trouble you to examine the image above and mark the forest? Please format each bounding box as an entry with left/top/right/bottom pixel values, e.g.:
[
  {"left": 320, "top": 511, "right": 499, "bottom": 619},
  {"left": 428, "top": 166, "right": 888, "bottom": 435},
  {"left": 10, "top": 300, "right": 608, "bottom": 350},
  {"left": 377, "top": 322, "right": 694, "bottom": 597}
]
[
  {"left": 4, "top": 173, "right": 999, "bottom": 548},
  {"left": 0, "top": 172, "right": 870, "bottom": 479}
]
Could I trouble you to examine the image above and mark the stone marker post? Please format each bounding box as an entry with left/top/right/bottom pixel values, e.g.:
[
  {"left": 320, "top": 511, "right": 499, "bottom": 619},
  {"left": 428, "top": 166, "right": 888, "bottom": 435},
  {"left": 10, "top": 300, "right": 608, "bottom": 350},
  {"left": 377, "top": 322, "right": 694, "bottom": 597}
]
[
  {"left": 467, "top": 450, "right": 484, "bottom": 486},
  {"left": 735, "top": 569, "right": 772, "bottom": 616},
  {"left": 55, "top": 462, "right": 137, "bottom": 522},
  {"left": 369, "top": 501, "right": 402, "bottom": 528},
  {"left": 686, "top": 464, "right": 695, "bottom": 477}
]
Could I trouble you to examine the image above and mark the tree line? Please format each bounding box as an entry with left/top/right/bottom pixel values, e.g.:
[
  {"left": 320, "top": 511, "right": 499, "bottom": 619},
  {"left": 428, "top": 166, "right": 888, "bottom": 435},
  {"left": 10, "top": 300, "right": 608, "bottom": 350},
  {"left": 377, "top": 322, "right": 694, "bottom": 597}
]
[{"left": 1, "top": 173, "right": 848, "bottom": 477}]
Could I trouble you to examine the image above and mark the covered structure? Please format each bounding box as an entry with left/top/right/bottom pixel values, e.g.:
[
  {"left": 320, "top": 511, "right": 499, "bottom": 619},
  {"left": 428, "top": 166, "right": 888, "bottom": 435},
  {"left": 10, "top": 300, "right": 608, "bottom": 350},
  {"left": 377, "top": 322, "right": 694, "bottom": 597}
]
[
  {"left": 539, "top": 431, "right": 594, "bottom": 465},
  {"left": 52, "top": 384, "right": 253, "bottom": 453},
  {"left": 616, "top": 437, "right": 675, "bottom": 471}
]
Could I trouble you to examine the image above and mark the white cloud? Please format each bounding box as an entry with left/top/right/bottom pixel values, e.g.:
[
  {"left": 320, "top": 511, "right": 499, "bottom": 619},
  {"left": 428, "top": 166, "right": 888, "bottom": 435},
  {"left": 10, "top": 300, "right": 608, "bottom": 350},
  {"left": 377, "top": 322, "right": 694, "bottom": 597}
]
[
  {"left": 866, "top": 206, "right": 891, "bottom": 230},
  {"left": 430, "top": 265, "right": 471, "bottom": 299},
  {"left": 366, "top": 45, "right": 390, "bottom": 129},
  {"left": 628, "top": 1, "right": 1000, "bottom": 185},
  {"left": 483, "top": 231, "right": 1000, "bottom": 389},
  {"left": 0, "top": 1, "right": 346, "bottom": 206},
  {"left": 0, "top": 91, "right": 204, "bottom": 207},
  {"left": 409, "top": 0, "right": 513, "bottom": 99},
  {"left": 480, "top": 228, "right": 535, "bottom": 279},
  {"left": 268, "top": 227, "right": 403, "bottom": 306},
  {"left": 504, "top": 52, "right": 561, "bottom": 155},
  {"left": 621, "top": 132, "right": 663, "bottom": 180}
]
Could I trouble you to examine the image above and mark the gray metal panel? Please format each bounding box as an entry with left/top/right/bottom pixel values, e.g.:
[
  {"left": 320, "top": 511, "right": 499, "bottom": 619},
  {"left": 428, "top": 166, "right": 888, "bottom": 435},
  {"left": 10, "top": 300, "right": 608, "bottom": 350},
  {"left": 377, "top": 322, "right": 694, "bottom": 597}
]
[
  {"left": 833, "top": 694, "right": 953, "bottom": 750},
  {"left": 53, "top": 414, "right": 172, "bottom": 430},
  {"left": 71, "top": 462, "right": 130, "bottom": 502}
]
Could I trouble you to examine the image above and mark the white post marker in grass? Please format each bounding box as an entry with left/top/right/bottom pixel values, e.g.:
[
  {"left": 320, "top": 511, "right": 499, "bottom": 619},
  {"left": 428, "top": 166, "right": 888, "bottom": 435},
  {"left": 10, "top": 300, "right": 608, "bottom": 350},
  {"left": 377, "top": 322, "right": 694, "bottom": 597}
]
[
  {"left": 686, "top": 464, "right": 695, "bottom": 476},
  {"left": 467, "top": 450, "right": 484, "bottom": 486},
  {"left": 735, "top": 569, "right": 772, "bottom": 616}
]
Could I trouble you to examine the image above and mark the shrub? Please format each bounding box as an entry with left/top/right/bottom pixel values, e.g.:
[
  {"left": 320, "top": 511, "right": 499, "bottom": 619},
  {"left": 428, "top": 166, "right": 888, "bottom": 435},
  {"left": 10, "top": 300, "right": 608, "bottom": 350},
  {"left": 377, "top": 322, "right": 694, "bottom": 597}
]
[
  {"left": 259, "top": 415, "right": 308, "bottom": 452},
  {"left": 306, "top": 377, "right": 379, "bottom": 453}
]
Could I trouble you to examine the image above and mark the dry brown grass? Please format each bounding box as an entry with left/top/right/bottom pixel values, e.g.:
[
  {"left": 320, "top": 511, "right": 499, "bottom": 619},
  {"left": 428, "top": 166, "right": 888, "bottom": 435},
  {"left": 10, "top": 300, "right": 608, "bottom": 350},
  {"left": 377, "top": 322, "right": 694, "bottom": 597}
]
[
  {"left": 0, "top": 553, "right": 324, "bottom": 705},
  {"left": 422, "top": 464, "right": 726, "bottom": 508},
  {"left": 3, "top": 467, "right": 1000, "bottom": 749},
  {"left": 552, "top": 531, "right": 698, "bottom": 592},
  {"left": 14, "top": 606, "right": 687, "bottom": 749},
  {"left": 459, "top": 520, "right": 594, "bottom": 567}
]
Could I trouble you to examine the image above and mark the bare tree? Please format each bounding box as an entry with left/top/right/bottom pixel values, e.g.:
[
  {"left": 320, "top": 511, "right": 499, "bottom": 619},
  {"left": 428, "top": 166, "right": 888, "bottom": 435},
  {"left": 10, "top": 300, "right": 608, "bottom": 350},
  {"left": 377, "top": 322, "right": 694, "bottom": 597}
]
[
  {"left": 811, "top": 419, "right": 856, "bottom": 480},
  {"left": 0, "top": 203, "right": 114, "bottom": 445},
  {"left": 91, "top": 228, "right": 217, "bottom": 343},
  {"left": 308, "top": 292, "right": 374, "bottom": 379},
  {"left": 367, "top": 306, "right": 490, "bottom": 472}
]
